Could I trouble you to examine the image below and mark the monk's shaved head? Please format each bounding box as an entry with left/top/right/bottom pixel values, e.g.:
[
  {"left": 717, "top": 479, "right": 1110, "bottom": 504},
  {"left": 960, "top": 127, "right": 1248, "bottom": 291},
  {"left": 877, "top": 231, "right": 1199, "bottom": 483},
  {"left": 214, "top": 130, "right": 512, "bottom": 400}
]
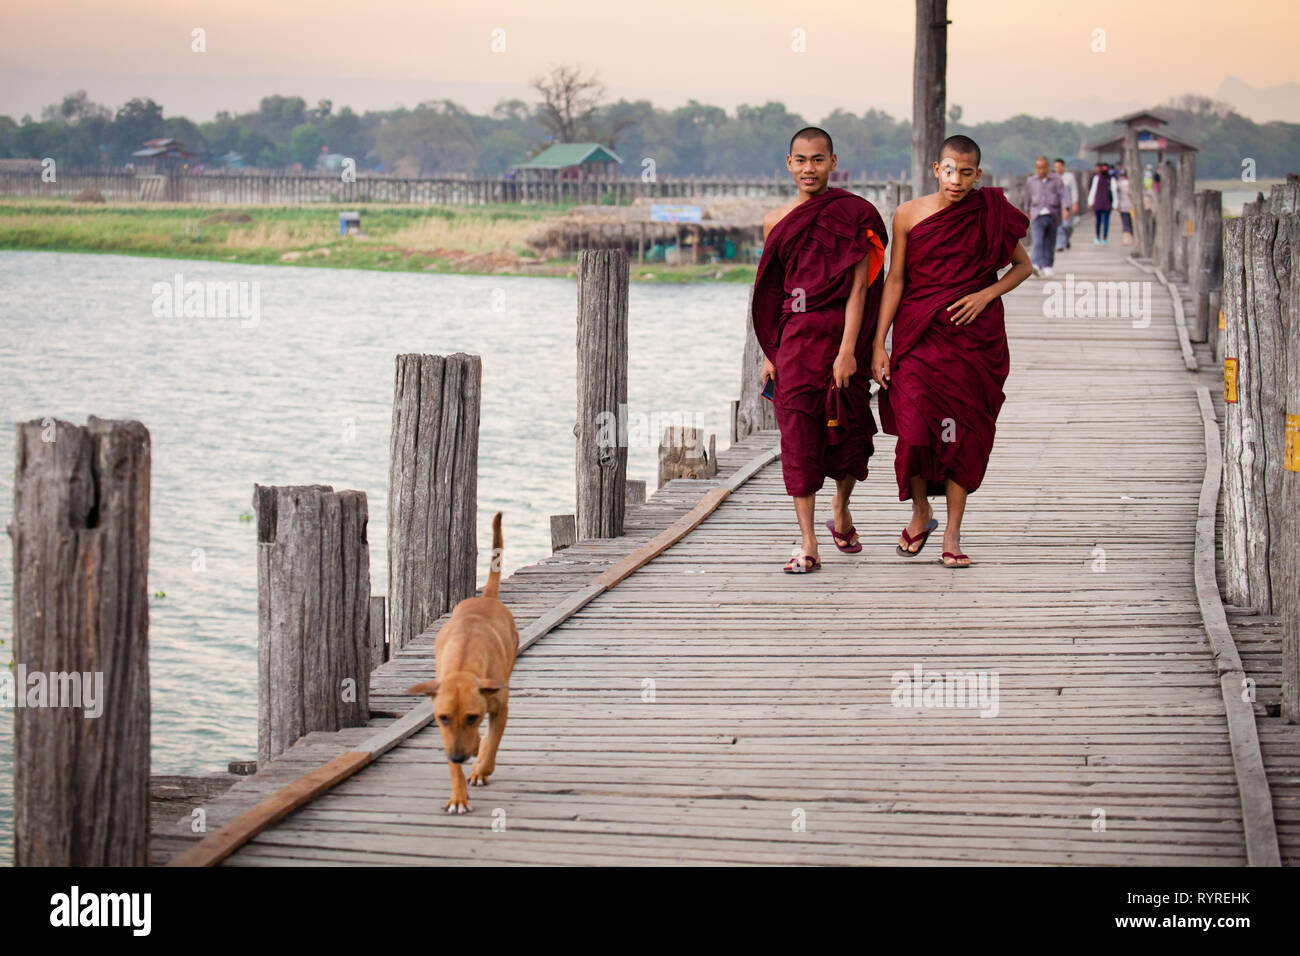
[
  {"left": 789, "top": 126, "right": 834, "bottom": 157},
  {"left": 940, "top": 134, "right": 981, "bottom": 168}
]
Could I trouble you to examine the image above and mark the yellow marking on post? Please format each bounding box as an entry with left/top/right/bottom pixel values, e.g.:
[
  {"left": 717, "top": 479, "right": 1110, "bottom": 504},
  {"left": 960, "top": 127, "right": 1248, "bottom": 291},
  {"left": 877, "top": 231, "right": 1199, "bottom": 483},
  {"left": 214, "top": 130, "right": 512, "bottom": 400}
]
[
  {"left": 1225, "top": 358, "right": 1239, "bottom": 404},
  {"left": 1218, "top": 308, "right": 1225, "bottom": 330},
  {"left": 1286, "top": 414, "right": 1300, "bottom": 473},
  {"left": 1187, "top": 218, "right": 1194, "bottom": 235}
]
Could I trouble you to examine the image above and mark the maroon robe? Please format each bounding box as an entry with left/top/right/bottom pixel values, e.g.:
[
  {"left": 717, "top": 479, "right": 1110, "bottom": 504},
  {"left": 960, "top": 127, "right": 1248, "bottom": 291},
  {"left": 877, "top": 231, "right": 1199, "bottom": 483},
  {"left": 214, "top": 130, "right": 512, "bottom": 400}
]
[
  {"left": 878, "top": 186, "right": 1029, "bottom": 499},
  {"left": 752, "top": 188, "right": 888, "bottom": 497}
]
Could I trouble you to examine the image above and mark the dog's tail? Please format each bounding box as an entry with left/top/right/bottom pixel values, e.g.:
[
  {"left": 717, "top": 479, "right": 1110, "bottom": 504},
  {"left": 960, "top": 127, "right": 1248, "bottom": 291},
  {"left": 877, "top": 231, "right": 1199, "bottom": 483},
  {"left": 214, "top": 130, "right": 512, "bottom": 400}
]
[{"left": 484, "top": 511, "right": 504, "bottom": 599}]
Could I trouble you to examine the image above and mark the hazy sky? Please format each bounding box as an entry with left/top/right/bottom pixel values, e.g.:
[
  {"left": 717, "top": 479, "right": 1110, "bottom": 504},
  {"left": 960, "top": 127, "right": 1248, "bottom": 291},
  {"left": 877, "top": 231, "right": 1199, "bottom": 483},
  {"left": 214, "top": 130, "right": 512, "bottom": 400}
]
[{"left": 3, "top": 0, "right": 1298, "bottom": 124}]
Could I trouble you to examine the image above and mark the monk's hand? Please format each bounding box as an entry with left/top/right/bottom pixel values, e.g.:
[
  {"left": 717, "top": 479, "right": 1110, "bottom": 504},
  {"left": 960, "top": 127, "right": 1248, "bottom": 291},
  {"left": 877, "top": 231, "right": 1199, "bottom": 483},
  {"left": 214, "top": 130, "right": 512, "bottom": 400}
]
[
  {"left": 832, "top": 350, "right": 856, "bottom": 389},
  {"left": 871, "top": 344, "right": 890, "bottom": 390},
  {"left": 947, "top": 289, "right": 993, "bottom": 326},
  {"left": 761, "top": 356, "right": 775, "bottom": 386}
]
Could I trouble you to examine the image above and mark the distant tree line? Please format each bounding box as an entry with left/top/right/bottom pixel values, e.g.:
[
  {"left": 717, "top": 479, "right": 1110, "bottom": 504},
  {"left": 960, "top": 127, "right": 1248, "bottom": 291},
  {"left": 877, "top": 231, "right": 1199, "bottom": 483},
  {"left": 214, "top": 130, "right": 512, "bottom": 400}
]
[{"left": 0, "top": 80, "right": 1295, "bottom": 181}]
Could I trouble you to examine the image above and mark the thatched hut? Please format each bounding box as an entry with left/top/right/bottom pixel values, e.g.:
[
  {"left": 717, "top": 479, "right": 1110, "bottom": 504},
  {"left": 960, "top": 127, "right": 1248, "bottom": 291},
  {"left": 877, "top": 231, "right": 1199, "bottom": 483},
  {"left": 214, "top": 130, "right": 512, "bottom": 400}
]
[{"left": 525, "top": 195, "right": 769, "bottom": 264}]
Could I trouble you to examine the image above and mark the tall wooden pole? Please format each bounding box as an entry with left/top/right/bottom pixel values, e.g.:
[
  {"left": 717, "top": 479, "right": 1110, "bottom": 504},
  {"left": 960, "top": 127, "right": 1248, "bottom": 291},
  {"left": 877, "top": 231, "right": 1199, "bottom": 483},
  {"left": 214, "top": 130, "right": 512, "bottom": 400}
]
[
  {"left": 12, "top": 417, "right": 151, "bottom": 866},
  {"left": 738, "top": 286, "right": 778, "bottom": 440},
  {"left": 388, "top": 353, "right": 481, "bottom": 652},
  {"left": 575, "top": 249, "right": 629, "bottom": 538},
  {"left": 1190, "top": 189, "right": 1222, "bottom": 344},
  {"left": 255, "top": 484, "right": 372, "bottom": 766},
  {"left": 911, "top": 0, "right": 948, "bottom": 195},
  {"left": 1123, "top": 127, "right": 1151, "bottom": 258},
  {"left": 1281, "top": 212, "right": 1300, "bottom": 723}
]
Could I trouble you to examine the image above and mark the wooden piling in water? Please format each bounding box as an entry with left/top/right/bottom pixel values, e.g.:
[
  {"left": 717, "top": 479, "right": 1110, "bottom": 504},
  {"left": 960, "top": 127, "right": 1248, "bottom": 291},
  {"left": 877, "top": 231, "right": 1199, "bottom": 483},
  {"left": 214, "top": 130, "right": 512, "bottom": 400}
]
[
  {"left": 737, "top": 287, "right": 778, "bottom": 441},
  {"left": 12, "top": 416, "right": 151, "bottom": 866},
  {"left": 254, "top": 484, "right": 372, "bottom": 766},
  {"left": 575, "top": 249, "right": 628, "bottom": 538},
  {"left": 388, "top": 352, "right": 481, "bottom": 651}
]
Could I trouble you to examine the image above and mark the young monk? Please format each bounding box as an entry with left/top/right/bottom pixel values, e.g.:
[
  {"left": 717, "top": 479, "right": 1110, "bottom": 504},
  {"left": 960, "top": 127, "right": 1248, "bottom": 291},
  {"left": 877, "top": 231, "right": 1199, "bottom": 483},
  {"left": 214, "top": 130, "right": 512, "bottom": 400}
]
[
  {"left": 872, "top": 135, "right": 1033, "bottom": 568},
  {"left": 752, "top": 127, "right": 888, "bottom": 572}
]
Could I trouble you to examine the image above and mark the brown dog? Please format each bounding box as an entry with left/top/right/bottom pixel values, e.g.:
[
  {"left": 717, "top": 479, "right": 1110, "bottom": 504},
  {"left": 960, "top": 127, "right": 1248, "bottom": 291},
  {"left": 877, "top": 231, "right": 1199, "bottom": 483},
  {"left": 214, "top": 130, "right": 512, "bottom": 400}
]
[{"left": 406, "top": 511, "right": 517, "bottom": 814}]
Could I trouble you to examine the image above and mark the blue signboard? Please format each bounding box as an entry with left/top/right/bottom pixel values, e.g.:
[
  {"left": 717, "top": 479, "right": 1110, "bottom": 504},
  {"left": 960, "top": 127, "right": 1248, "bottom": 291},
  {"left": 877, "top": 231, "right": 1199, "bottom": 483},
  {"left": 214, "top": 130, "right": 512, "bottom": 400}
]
[{"left": 650, "top": 204, "right": 702, "bottom": 223}]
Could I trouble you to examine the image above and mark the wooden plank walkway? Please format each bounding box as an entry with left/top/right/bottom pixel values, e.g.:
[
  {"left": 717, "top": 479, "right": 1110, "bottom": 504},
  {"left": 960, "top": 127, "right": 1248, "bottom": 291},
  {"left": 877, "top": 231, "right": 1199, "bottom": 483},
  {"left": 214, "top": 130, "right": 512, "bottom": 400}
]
[{"left": 157, "top": 238, "right": 1278, "bottom": 865}]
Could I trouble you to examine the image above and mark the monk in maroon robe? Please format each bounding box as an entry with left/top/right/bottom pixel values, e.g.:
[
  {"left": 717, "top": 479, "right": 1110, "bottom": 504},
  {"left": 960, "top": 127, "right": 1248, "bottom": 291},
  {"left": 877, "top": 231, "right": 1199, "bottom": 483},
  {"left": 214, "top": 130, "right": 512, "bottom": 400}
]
[
  {"left": 753, "top": 127, "right": 887, "bottom": 572},
  {"left": 873, "top": 135, "right": 1033, "bottom": 568}
]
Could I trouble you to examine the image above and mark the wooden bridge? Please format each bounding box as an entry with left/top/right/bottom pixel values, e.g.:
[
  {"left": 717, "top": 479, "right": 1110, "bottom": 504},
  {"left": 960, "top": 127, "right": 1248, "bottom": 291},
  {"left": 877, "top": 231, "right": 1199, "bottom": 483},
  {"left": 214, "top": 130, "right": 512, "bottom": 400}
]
[{"left": 148, "top": 237, "right": 1295, "bottom": 866}]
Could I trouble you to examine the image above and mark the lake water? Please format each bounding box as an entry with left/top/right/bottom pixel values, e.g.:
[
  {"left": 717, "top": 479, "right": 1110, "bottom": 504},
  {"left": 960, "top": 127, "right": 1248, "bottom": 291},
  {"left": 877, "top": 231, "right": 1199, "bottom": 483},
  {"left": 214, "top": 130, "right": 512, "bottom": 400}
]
[{"left": 0, "top": 250, "right": 749, "bottom": 863}]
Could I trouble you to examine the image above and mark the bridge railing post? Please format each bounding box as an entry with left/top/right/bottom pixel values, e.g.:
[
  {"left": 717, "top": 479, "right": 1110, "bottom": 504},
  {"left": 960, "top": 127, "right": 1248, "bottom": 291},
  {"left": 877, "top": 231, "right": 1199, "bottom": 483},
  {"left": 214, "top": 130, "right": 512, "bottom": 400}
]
[
  {"left": 1154, "top": 159, "right": 1178, "bottom": 274},
  {"left": 1190, "top": 189, "right": 1222, "bottom": 343},
  {"left": 575, "top": 248, "right": 628, "bottom": 538},
  {"left": 255, "top": 484, "right": 372, "bottom": 766},
  {"left": 12, "top": 417, "right": 152, "bottom": 866},
  {"left": 388, "top": 352, "right": 481, "bottom": 652},
  {"left": 1282, "top": 207, "right": 1300, "bottom": 723},
  {"left": 1221, "top": 216, "right": 1249, "bottom": 605}
]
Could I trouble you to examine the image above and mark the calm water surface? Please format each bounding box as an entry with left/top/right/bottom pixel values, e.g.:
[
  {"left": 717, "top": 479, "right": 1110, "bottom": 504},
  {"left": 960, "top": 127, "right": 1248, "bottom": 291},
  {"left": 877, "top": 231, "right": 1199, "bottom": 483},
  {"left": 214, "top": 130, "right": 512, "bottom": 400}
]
[{"left": 0, "top": 250, "right": 749, "bottom": 863}]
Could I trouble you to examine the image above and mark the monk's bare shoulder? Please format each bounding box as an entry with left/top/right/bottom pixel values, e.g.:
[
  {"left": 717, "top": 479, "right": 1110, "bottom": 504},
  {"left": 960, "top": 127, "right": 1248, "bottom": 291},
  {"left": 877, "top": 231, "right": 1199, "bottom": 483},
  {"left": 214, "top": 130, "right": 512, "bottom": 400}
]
[{"left": 763, "top": 198, "right": 800, "bottom": 238}]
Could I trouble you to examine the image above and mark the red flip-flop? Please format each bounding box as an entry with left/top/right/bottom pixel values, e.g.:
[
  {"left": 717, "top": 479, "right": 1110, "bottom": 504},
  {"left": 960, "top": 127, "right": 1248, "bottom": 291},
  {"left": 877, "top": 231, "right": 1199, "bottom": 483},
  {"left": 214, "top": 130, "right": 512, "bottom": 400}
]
[
  {"left": 940, "top": 552, "right": 972, "bottom": 569},
  {"left": 782, "top": 551, "right": 821, "bottom": 573},
  {"left": 896, "top": 517, "right": 938, "bottom": 556},
  {"left": 824, "top": 519, "right": 862, "bottom": 553}
]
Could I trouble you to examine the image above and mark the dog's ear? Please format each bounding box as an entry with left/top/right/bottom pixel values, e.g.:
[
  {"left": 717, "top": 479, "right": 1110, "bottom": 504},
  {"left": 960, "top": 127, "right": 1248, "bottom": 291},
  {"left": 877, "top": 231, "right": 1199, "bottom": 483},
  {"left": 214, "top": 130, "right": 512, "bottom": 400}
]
[
  {"left": 406, "top": 679, "right": 441, "bottom": 697},
  {"left": 476, "top": 679, "right": 506, "bottom": 695}
]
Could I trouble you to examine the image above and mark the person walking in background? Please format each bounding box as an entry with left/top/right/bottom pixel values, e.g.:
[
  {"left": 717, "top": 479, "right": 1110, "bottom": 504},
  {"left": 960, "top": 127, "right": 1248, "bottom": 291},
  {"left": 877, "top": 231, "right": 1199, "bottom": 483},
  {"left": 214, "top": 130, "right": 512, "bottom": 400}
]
[
  {"left": 1025, "top": 155, "right": 1068, "bottom": 276},
  {"left": 1115, "top": 166, "right": 1135, "bottom": 246},
  {"left": 1088, "top": 162, "right": 1117, "bottom": 244},
  {"left": 1053, "top": 158, "right": 1079, "bottom": 252}
]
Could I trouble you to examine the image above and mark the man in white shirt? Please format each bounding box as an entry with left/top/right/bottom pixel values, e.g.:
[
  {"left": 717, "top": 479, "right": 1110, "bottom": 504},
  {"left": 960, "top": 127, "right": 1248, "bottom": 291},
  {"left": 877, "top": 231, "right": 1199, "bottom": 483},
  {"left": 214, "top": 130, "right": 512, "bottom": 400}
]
[{"left": 1053, "top": 158, "right": 1079, "bottom": 251}]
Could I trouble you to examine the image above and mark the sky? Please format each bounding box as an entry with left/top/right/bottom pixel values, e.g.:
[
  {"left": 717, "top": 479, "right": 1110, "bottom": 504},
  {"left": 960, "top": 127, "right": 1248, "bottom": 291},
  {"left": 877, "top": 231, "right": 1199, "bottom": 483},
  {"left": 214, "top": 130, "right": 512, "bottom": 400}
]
[{"left": 2, "top": 0, "right": 1299, "bottom": 125}]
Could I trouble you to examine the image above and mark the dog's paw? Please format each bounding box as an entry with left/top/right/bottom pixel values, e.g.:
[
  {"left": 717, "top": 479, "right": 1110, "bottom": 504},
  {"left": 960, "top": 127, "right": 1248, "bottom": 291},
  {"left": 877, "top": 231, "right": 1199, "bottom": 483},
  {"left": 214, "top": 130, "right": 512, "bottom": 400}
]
[
  {"left": 444, "top": 797, "right": 472, "bottom": 814},
  {"left": 468, "top": 768, "right": 492, "bottom": 787}
]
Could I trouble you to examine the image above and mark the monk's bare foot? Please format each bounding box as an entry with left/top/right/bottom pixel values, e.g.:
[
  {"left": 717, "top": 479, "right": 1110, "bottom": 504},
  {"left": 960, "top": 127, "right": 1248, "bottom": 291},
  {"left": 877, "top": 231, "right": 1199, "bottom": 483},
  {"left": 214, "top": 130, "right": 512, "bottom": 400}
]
[
  {"left": 899, "top": 501, "right": 935, "bottom": 553},
  {"left": 941, "top": 529, "right": 971, "bottom": 567},
  {"left": 829, "top": 494, "right": 859, "bottom": 548}
]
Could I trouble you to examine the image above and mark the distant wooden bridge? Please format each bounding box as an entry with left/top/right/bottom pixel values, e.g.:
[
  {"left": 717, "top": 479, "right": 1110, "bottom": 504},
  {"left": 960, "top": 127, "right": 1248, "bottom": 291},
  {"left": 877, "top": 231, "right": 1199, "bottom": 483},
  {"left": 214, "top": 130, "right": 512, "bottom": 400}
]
[{"left": 147, "top": 237, "right": 1294, "bottom": 866}]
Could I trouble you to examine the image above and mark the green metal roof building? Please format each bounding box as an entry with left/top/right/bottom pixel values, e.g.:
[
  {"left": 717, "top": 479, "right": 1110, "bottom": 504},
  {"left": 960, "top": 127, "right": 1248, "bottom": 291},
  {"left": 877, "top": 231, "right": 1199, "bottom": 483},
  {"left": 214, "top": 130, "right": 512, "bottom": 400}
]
[{"left": 511, "top": 143, "right": 623, "bottom": 181}]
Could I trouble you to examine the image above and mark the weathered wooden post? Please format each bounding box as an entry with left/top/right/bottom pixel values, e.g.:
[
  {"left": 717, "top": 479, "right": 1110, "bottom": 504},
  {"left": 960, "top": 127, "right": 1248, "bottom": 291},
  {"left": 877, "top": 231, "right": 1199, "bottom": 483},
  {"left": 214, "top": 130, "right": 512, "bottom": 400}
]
[
  {"left": 1222, "top": 217, "right": 1249, "bottom": 605},
  {"left": 1190, "top": 189, "right": 1222, "bottom": 343},
  {"left": 388, "top": 352, "right": 481, "bottom": 652},
  {"left": 575, "top": 248, "right": 628, "bottom": 538},
  {"left": 658, "top": 428, "right": 717, "bottom": 487},
  {"left": 1124, "top": 128, "right": 1152, "bottom": 258},
  {"left": 369, "top": 596, "right": 387, "bottom": 669},
  {"left": 1280, "top": 211, "right": 1300, "bottom": 722},
  {"left": 12, "top": 417, "right": 151, "bottom": 866},
  {"left": 910, "top": 0, "right": 948, "bottom": 196},
  {"left": 1268, "top": 179, "right": 1299, "bottom": 215},
  {"left": 738, "top": 287, "right": 778, "bottom": 440},
  {"left": 1246, "top": 212, "right": 1287, "bottom": 613},
  {"left": 1174, "top": 151, "right": 1196, "bottom": 279},
  {"left": 255, "top": 484, "right": 372, "bottom": 766},
  {"left": 550, "top": 514, "right": 576, "bottom": 552},
  {"left": 1154, "top": 159, "right": 1178, "bottom": 274}
]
